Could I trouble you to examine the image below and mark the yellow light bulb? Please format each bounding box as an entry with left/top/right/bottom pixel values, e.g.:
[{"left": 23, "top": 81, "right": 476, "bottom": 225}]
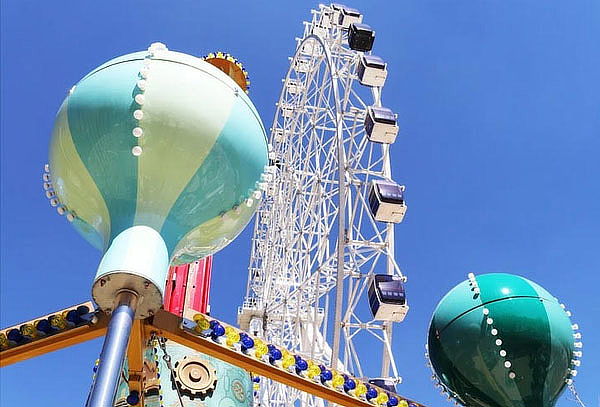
[
  {"left": 193, "top": 314, "right": 210, "bottom": 331},
  {"left": 398, "top": 400, "right": 409, "bottom": 407},
  {"left": 282, "top": 354, "right": 296, "bottom": 369},
  {"left": 254, "top": 339, "right": 268, "bottom": 359},
  {"left": 307, "top": 365, "right": 321, "bottom": 379},
  {"left": 225, "top": 326, "right": 240, "bottom": 344},
  {"left": 20, "top": 324, "right": 36, "bottom": 339},
  {"left": 49, "top": 314, "right": 67, "bottom": 330},
  {"left": 332, "top": 373, "right": 345, "bottom": 387},
  {"left": 355, "top": 383, "right": 368, "bottom": 397},
  {"left": 376, "top": 392, "right": 389, "bottom": 405},
  {"left": 253, "top": 383, "right": 260, "bottom": 391},
  {"left": 0, "top": 333, "right": 9, "bottom": 350}
]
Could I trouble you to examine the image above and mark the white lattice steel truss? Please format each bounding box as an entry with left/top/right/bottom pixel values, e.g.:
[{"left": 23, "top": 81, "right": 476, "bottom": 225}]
[{"left": 239, "top": 5, "right": 407, "bottom": 407}]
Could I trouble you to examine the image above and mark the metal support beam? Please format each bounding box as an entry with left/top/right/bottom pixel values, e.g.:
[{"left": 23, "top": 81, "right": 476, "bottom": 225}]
[
  {"left": 2, "top": 303, "right": 429, "bottom": 407},
  {"left": 0, "top": 302, "right": 107, "bottom": 367},
  {"left": 87, "top": 292, "right": 138, "bottom": 407},
  {"left": 127, "top": 320, "right": 147, "bottom": 406},
  {"left": 148, "top": 310, "right": 427, "bottom": 407},
  {"left": 331, "top": 69, "right": 347, "bottom": 372}
]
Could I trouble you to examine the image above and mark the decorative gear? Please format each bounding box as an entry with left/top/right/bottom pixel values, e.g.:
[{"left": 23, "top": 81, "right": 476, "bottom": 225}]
[
  {"left": 173, "top": 355, "right": 218, "bottom": 400},
  {"left": 231, "top": 379, "right": 246, "bottom": 402}
]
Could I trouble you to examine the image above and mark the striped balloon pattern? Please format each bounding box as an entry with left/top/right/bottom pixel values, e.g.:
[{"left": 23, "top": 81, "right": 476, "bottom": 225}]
[
  {"left": 428, "top": 273, "right": 576, "bottom": 407},
  {"left": 49, "top": 48, "right": 268, "bottom": 265}
]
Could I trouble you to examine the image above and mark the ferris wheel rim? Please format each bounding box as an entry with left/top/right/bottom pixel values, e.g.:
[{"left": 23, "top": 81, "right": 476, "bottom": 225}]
[{"left": 273, "top": 34, "right": 342, "bottom": 138}]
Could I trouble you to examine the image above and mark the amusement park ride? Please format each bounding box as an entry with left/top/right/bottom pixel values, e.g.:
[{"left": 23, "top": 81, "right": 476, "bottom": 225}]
[{"left": 0, "top": 4, "right": 585, "bottom": 407}]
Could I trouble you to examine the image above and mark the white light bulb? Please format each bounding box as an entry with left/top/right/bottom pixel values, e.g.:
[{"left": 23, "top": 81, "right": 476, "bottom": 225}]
[
  {"left": 482, "top": 308, "right": 489, "bottom": 315},
  {"left": 571, "top": 324, "right": 579, "bottom": 330},
  {"left": 46, "top": 190, "right": 56, "bottom": 198},
  {"left": 491, "top": 328, "right": 498, "bottom": 335},
  {"left": 573, "top": 333, "right": 581, "bottom": 339},
  {"left": 132, "top": 127, "right": 144, "bottom": 138},
  {"left": 132, "top": 146, "right": 143, "bottom": 156},
  {"left": 566, "top": 379, "right": 573, "bottom": 385},
  {"left": 573, "top": 351, "right": 583, "bottom": 358},
  {"left": 43, "top": 173, "right": 51, "bottom": 182},
  {"left": 500, "top": 350, "right": 507, "bottom": 357},
  {"left": 148, "top": 42, "right": 168, "bottom": 52},
  {"left": 572, "top": 360, "right": 581, "bottom": 366},
  {"left": 253, "top": 190, "right": 262, "bottom": 199},
  {"left": 495, "top": 339, "right": 502, "bottom": 346},
  {"left": 57, "top": 206, "right": 66, "bottom": 215},
  {"left": 504, "top": 361, "right": 511, "bottom": 368},
  {"left": 508, "top": 371, "right": 516, "bottom": 379},
  {"left": 66, "top": 213, "right": 75, "bottom": 222},
  {"left": 246, "top": 198, "right": 254, "bottom": 207},
  {"left": 574, "top": 342, "right": 583, "bottom": 348},
  {"left": 133, "top": 110, "right": 144, "bottom": 120},
  {"left": 135, "top": 94, "right": 145, "bottom": 105},
  {"left": 566, "top": 311, "right": 572, "bottom": 317},
  {"left": 468, "top": 272, "right": 475, "bottom": 279},
  {"left": 43, "top": 182, "right": 52, "bottom": 190},
  {"left": 49, "top": 198, "right": 59, "bottom": 207},
  {"left": 44, "top": 164, "right": 50, "bottom": 172},
  {"left": 137, "top": 80, "right": 147, "bottom": 91},
  {"left": 486, "top": 318, "right": 493, "bottom": 325},
  {"left": 570, "top": 370, "right": 578, "bottom": 376}
]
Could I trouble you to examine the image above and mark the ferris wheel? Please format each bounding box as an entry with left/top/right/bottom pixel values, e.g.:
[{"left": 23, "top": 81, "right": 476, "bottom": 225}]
[{"left": 239, "top": 4, "right": 409, "bottom": 407}]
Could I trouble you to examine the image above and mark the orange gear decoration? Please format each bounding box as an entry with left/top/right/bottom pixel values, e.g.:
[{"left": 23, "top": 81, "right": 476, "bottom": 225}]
[{"left": 204, "top": 52, "right": 251, "bottom": 93}]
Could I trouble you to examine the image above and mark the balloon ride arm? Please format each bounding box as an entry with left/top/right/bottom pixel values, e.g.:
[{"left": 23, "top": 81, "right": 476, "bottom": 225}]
[
  {"left": 1, "top": 304, "right": 429, "bottom": 407},
  {"left": 148, "top": 309, "right": 428, "bottom": 407},
  {"left": 0, "top": 301, "right": 107, "bottom": 367}
]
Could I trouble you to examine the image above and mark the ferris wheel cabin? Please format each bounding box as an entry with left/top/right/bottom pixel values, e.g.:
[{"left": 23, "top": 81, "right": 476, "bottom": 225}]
[
  {"left": 368, "top": 274, "right": 408, "bottom": 322},
  {"left": 358, "top": 55, "right": 388, "bottom": 87},
  {"left": 348, "top": 23, "right": 375, "bottom": 52},
  {"left": 331, "top": 4, "right": 363, "bottom": 28},
  {"left": 368, "top": 180, "right": 406, "bottom": 223},
  {"left": 365, "top": 106, "right": 399, "bottom": 144}
]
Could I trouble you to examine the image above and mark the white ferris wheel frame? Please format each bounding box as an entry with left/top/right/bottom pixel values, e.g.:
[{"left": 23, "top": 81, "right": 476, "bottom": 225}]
[{"left": 239, "top": 4, "right": 407, "bottom": 407}]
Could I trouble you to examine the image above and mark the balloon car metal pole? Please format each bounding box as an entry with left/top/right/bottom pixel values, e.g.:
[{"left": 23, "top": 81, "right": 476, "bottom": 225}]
[{"left": 87, "top": 291, "right": 138, "bottom": 407}]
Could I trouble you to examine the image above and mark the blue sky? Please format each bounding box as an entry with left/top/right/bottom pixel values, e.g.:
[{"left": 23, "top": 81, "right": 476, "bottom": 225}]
[{"left": 1, "top": 1, "right": 599, "bottom": 406}]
